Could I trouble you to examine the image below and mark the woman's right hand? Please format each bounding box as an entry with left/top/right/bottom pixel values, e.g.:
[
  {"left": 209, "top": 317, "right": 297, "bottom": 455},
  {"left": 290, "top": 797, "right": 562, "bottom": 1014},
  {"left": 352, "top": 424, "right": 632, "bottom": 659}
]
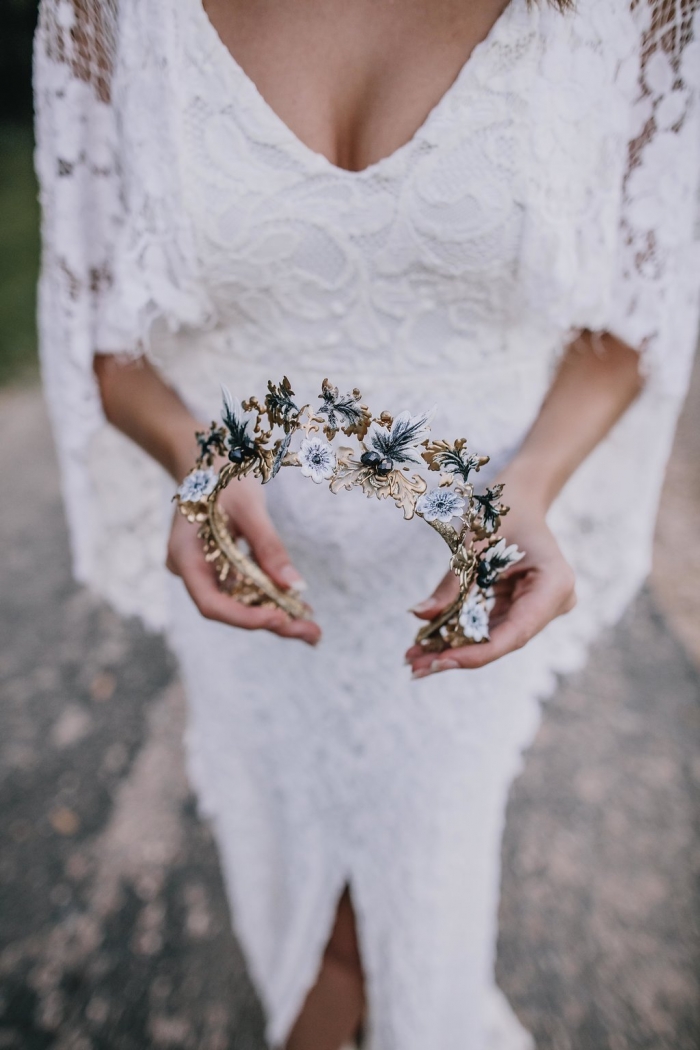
[
  {"left": 91, "top": 355, "right": 318, "bottom": 645},
  {"left": 166, "top": 472, "right": 321, "bottom": 646}
]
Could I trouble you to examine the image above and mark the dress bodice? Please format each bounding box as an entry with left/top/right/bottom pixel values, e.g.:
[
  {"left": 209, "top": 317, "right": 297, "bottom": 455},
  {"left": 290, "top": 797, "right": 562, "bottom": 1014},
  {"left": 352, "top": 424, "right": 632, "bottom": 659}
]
[
  {"left": 159, "top": 0, "right": 619, "bottom": 387},
  {"left": 33, "top": 0, "right": 700, "bottom": 629},
  {"left": 178, "top": 1, "right": 539, "bottom": 374}
]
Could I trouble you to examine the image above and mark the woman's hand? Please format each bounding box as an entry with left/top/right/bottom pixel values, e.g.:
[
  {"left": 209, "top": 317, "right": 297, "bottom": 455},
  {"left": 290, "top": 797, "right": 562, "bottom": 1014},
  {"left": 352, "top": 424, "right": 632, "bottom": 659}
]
[
  {"left": 404, "top": 331, "right": 645, "bottom": 679},
  {"left": 166, "top": 472, "right": 322, "bottom": 646},
  {"left": 92, "top": 356, "right": 319, "bottom": 644},
  {"left": 405, "top": 500, "right": 576, "bottom": 678}
]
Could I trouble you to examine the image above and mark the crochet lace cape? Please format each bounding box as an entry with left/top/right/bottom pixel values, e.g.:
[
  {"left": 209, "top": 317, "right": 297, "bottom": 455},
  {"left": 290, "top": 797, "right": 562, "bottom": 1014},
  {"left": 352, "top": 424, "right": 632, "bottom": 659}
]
[{"left": 34, "top": 0, "right": 700, "bottom": 663}]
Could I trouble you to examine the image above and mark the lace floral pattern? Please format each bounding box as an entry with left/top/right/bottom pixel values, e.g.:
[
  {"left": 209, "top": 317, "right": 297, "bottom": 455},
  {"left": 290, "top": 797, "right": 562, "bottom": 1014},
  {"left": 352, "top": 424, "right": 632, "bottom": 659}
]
[{"left": 34, "top": 2, "right": 700, "bottom": 1047}]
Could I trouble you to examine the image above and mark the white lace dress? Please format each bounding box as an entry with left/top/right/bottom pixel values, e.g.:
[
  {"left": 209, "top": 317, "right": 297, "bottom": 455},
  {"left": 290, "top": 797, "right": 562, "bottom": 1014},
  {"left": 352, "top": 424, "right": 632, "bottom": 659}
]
[{"left": 34, "top": 2, "right": 700, "bottom": 1047}]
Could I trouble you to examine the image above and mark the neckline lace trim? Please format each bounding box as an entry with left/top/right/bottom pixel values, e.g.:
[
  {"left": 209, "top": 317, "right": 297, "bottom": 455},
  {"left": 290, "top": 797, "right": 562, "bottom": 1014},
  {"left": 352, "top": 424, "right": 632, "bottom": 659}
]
[{"left": 193, "top": 0, "right": 524, "bottom": 178}]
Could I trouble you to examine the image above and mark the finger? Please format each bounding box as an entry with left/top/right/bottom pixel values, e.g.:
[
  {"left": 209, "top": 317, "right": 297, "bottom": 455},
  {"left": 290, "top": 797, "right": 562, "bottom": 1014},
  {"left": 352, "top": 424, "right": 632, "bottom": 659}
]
[
  {"left": 180, "top": 551, "right": 320, "bottom": 641},
  {"left": 234, "top": 502, "right": 307, "bottom": 593},
  {"left": 403, "top": 574, "right": 523, "bottom": 662},
  {"left": 409, "top": 571, "right": 459, "bottom": 620},
  {"left": 562, "top": 587, "right": 577, "bottom": 613},
  {"left": 409, "top": 569, "right": 571, "bottom": 675},
  {"left": 273, "top": 615, "right": 322, "bottom": 646},
  {"left": 409, "top": 619, "right": 527, "bottom": 676}
]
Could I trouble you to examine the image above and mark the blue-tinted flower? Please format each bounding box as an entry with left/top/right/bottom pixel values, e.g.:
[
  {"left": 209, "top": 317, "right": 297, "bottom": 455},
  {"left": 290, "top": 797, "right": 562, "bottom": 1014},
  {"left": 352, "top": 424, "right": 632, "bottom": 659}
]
[
  {"left": 459, "top": 589, "right": 493, "bottom": 642},
  {"left": 177, "top": 468, "right": 219, "bottom": 503},
  {"left": 299, "top": 436, "right": 337, "bottom": 484},
  {"left": 416, "top": 489, "right": 466, "bottom": 524}
]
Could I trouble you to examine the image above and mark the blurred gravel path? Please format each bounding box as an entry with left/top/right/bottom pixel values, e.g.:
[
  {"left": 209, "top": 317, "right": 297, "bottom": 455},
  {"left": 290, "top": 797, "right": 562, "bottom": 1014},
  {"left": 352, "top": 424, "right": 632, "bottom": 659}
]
[{"left": 1, "top": 374, "right": 699, "bottom": 1050}]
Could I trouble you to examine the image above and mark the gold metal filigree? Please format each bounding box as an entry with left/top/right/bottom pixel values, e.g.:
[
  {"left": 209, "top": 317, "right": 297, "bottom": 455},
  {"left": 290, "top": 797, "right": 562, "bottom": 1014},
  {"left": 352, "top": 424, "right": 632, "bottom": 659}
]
[
  {"left": 317, "top": 379, "right": 372, "bottom": 441},
  {"left": 174, "top": 377, "right": 525, "bottom": 649},
  {"left": 412, "top": 520, "right": 477, "bottom": 651},
  {"left": 177, "top": 498, "right": 309, "bottom": 619},
  {"left": 329, "top": 455, "right": 427, "bottom": 520}
]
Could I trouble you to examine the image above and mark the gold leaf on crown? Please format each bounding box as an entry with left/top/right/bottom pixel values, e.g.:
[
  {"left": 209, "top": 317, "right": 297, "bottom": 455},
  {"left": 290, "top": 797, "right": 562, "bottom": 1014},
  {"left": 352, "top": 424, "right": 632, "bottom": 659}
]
[{"left": 175, "top": 377, "right": 525, "bottom": 651}]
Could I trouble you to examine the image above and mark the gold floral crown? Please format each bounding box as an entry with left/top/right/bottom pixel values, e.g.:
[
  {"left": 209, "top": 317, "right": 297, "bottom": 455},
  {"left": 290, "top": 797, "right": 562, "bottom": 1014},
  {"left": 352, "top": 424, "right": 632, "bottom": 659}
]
[{"left": 175, "top": 377, "right": 524, "bottom": 651}]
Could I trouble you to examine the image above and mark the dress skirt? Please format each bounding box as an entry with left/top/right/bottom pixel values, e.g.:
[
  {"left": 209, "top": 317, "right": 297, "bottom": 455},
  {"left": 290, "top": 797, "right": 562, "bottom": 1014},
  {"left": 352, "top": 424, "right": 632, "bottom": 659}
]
[{"left": 167, "top": 428, "right": 547, "bottom": 1049}]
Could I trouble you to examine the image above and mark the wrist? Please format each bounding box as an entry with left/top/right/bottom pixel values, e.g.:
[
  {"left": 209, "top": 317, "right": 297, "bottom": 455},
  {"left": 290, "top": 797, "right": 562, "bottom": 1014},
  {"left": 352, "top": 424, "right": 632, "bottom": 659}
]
[
  {"left": 496, "top": 455, "right": 554, "bottom": 520},
  {"left": 167, "top": 420, "right": 205, "bottom": 482}
]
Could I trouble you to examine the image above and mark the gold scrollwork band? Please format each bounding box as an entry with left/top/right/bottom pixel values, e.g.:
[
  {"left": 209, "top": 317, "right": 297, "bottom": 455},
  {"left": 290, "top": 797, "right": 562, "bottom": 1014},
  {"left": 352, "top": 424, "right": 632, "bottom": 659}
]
[{"left": 175, "top": 378, "right": 524, "bottom": 651}]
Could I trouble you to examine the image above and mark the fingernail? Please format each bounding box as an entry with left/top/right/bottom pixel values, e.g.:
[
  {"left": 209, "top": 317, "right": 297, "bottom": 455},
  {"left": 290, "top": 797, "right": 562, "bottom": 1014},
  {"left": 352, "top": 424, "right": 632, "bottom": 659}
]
[
  {"left": 430, "top": 658, "right": 460, "bottom": 673},
  {"left": 411, "top": 667, "right": 433, "bottom": 680},
  {"left": 279, "top": 566, "right": 307, "bottom": 591},
  {"left": 409, "top": 600, "right": 434, "bottom": 614}
]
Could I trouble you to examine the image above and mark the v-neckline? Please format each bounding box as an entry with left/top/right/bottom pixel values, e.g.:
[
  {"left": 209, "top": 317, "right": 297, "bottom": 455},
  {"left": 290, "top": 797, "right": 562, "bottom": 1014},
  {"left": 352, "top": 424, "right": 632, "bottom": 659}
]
[{"left": 194, "top": 0, "right": 520, "bottom": 179}]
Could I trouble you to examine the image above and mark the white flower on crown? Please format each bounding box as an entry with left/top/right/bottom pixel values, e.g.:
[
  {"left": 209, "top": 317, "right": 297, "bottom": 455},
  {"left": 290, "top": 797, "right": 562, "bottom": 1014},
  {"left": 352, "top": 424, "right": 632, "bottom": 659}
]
[
  {"left": 459, "top": 588, "right": 494, "bottom": 643},
  {"left": 299, "top": 435, "right": 337, "bottom": 484},
  {"left": 177, "top": 468, "right": 219, "bottom": 503},
  {"left": 415, "top": 489, "right": 466, "bottom": 524}
]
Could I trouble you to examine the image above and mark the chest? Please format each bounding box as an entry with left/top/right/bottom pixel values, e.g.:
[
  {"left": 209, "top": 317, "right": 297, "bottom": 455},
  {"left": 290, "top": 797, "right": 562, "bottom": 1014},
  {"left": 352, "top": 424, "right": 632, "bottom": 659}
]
[
  {"left": 200, "top": 0, "right": 512, "bottom": 174},
  {"left": 115, "top": 0, "right": 637, "bottom": 357}
]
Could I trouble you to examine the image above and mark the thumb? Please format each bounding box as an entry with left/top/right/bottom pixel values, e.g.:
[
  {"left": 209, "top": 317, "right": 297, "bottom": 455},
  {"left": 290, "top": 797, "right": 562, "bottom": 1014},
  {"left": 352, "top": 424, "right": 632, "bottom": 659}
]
[
  {"left": 410, "top": 571, "right": 459, "bottom": 620},
  {"left": 239, "top": 507, "right": 306, "bottom": 593}
]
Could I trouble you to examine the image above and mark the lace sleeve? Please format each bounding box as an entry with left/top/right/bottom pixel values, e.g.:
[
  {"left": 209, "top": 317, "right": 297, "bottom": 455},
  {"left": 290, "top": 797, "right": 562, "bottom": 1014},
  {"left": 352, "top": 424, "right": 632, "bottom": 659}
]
[
  {"left": 33, "top": 0, "right": 206, "bottom": 623},
  {"left": 609, "top": 0, "right": 700, "bottom": 396},
  {"left": 35, "top": 0, "right": 214, "bottom": 356},
  {"left": 34, "top": 0, "right": 123, "bottom": 366},
  {"left": 33, "top": 1, "right": 127, "bottom": 590}
]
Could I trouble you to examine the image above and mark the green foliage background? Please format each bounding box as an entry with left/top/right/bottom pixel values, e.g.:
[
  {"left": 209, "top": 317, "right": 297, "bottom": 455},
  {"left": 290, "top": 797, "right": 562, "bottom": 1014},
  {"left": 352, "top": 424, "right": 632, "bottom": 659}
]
[{"left": 1, "top": 1, "right": 40, "bottom": 385}]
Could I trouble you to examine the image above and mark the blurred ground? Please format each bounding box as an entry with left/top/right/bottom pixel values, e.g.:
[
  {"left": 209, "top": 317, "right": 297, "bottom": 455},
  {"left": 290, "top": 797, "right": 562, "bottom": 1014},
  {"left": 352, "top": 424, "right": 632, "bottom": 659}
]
[{"left": 0, "top": 366, "right": 699, "bottom": 1050}]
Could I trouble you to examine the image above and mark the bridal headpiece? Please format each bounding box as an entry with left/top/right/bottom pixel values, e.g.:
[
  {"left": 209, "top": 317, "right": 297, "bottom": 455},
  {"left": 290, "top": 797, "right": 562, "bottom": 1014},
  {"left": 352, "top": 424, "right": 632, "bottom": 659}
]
[{"left": 175, "top": 378, "right": 524, "bottom": 651}]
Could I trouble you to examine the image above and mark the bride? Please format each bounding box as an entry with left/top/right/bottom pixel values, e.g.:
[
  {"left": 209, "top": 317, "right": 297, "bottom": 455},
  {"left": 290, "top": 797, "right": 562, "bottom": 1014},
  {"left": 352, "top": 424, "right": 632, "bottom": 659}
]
[{"left": 34, "top": 1, "right": 699, "bottom": 1047}]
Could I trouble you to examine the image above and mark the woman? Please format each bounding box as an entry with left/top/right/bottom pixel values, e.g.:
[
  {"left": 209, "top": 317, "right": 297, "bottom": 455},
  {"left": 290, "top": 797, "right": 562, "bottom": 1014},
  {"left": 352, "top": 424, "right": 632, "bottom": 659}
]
[{"left": 34, "top": 1, "right": 699, "bottom": 1047}]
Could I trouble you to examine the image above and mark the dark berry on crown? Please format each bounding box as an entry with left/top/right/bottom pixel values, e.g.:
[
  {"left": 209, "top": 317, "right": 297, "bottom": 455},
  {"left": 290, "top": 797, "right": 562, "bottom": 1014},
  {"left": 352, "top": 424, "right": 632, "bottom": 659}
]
[{"left": 361, "top": 450, "right": 382, "bottom": 467}]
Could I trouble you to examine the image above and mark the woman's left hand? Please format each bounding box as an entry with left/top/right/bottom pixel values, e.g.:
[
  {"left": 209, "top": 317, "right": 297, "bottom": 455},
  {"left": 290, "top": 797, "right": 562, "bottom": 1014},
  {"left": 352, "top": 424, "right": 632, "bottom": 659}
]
[{"left": 404, "top": 505, "right": 577, "bottom": 678}]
